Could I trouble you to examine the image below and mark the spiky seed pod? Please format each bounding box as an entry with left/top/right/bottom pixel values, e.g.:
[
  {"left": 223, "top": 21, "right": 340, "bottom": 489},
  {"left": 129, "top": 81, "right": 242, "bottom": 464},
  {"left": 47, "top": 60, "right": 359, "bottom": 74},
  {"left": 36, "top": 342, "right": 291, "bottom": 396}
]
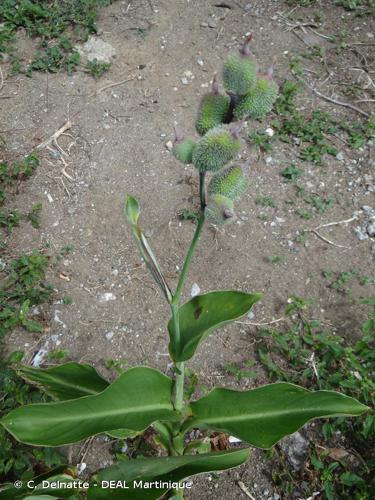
[
  {"left": 192, "top": 125, "right": 242, "bottom": 172},
  {"left": 234, "top": 67, "right": 279, "bottom": 120},
  {"left": 223, "top": 35, "right": 257, "bottom": 96},
  {"left": 173, "top": 137, "right": 196, "bottom": 164},
  {"left": 208, "top": 165, "right": 248, "bottom": 201},
  {"left": 196, "top": 75, "right": 230, "bottom": 136},
  {"left": 205, "top": 194, "right": 235, "bottom": 225}
]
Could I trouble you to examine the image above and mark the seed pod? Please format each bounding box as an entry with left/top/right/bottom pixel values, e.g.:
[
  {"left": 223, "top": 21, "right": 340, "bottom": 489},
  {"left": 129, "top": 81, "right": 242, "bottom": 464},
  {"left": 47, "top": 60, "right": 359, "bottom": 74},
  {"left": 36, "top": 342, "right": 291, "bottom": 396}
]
[
  {"left": 196, "top": 74, "right": 230, "bottom": 136},
  {"left": 234, "top": 66, "right": 278, "bottom": 120},
  {"left": 223, "top": 34, "right": 257, "bottom": 96},
  {"left": 208, "top": 165, "right": 248, "bottom": 201},
  {"left": 205, "top": 194, "right": 235, "bottom": 225},
  {"left": 173, "top": 138, "right": 196, "bottom": 164},
  {"left": 192, "top": 125, "right": 242, "bottom": 172}
]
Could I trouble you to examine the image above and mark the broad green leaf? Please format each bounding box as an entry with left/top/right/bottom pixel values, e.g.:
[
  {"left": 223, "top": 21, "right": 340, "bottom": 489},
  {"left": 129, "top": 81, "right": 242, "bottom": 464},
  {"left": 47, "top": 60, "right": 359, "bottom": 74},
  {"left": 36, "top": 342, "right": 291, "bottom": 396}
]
[
  {"left": 18, "top": 363, "right": 138, "bottom": 440},
  {"left": 87, "top": 448, "right": 250, "bottom": 499},
  {"left": 1, "top": 367, "right": 176, "bottom": 446},
  {"left": 18, "top": 362, "right": 109, "bottom": 400},
  {"left": 168, "top": 291, "right": 262, "bottom": 361},
  {"left": 125, "top": 196, "right": 140, "bottom": 225},
  {"left": 187, "top": 382, "right": 368, "bottom": 448}
]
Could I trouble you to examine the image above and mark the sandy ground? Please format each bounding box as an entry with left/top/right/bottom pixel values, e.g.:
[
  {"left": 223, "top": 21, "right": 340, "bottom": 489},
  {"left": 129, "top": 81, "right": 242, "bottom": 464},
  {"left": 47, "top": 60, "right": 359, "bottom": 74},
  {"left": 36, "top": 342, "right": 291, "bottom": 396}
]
[{"left": 1, "top": 0, "right": 374, "bottom": 498}]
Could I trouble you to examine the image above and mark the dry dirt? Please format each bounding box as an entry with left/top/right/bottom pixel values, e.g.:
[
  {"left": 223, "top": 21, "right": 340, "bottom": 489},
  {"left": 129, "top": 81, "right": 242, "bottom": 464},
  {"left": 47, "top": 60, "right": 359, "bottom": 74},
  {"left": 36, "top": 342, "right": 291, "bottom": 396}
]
[{"left": 1, "top": 0, "right": 374, "bottom": 499}]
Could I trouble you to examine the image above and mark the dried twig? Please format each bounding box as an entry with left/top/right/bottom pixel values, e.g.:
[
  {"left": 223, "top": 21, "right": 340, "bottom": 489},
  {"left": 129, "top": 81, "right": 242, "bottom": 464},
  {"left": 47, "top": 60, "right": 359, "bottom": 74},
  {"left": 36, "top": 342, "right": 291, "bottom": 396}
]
[
  {"left": 237, "top": 481, "right": 256, "bottom": 500},
  {"left": 91, "top": 74, "right": 136, "bottom": 97},
  {"left": 36, "top": 119, "right": 72, "bottom": 150},
  {"left": 298, "top": 77, "right": 370, "bottom": 118},
  {"left": 235, "top": 317, "right": 286, "bottom": 327},
  {"left": 306, "top": 216, "right": 358, "bottom": 249}
]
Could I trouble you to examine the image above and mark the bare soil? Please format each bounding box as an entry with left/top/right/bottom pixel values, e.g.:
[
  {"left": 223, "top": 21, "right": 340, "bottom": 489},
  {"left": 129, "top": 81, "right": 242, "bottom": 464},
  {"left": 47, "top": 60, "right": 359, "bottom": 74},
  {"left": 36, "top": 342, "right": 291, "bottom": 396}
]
[{"left": 1, "top": 0, "right": 374, "bottom": 498}]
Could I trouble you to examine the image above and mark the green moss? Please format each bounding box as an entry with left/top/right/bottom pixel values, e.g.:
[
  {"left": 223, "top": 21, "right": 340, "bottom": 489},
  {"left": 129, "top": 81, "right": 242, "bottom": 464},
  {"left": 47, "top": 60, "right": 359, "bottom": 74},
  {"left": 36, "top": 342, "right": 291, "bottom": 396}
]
[
  {"left": 208, "top": 165, "right": 248, "bottom": 201},
  {"left": 196, "top": 93, "right": 230, "bottom": 136},
  {"left": 192, "top": 126, "right": 241, "bottom": 172}
]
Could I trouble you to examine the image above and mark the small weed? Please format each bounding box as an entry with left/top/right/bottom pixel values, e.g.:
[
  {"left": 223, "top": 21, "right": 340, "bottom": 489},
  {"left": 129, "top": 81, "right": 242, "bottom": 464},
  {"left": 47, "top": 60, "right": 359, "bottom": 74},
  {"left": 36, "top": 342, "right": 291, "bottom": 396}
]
[
  {"left": 47, "top": 349, "right": 70, "bottom": 362},
  {"left": 255, "top": 196, "right": 277, "bottom": 208},
  {"left": 305, "top": 195, "right": 335, "bottom": 214},
  {"left": 105, "top": 358, "right": 126, "bottom": 375},
  {"left": 62, "top": 296, "right": 73, "bottom": 305},
  {"left": 27, "top": 203, "right": 43, "bottom": 228},
  {"left": 281, "top": 164, "right": 303, "bottom": 182},
  {"left": 178, "top": 209, "right": 200, "bottom": 223},
  {"left": 86, "top": 58, "right": 111, "bottom": 79},
  {"left": 267, "top": 255, "right": 284, "bottom": 264},
  {"left": 249, "top": 130, "right": 274, "bottom": 153},
  {"left": 296, "top": 208, "right": 313, "bottom": 220},
  {"left": 224, "top": 360, "right": 258, "bottom": 381},
  {"left": 0, "top": 251, "right": 52, "bottom": 338}
]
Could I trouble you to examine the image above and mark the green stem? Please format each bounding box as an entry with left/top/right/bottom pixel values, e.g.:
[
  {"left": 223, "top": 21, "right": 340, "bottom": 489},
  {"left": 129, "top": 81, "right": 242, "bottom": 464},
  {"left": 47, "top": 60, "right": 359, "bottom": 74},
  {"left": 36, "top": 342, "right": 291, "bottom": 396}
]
[
  {"left": 170, "top": 174, "right": 206, "bottom": 460},
  {"left": 173, "top": 214, "right": 205, "bottom": 306}
]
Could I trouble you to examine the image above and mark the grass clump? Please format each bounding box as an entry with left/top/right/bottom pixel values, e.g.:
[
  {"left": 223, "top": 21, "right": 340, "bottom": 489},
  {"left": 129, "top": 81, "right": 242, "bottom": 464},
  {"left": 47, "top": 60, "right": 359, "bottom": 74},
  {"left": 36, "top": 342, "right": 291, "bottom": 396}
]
[{"left": 0, "top": 0, "right": 115, "bottom": 74}]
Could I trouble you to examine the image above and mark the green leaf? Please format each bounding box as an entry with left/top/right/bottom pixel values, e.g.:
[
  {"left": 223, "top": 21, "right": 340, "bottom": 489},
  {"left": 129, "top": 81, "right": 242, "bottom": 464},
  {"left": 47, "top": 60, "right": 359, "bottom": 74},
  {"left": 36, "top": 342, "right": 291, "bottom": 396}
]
[
  {"left": 124, "top": 196, "right": 140, "bottom": 225},
  {"left": 18, "top": 363, "right": 138, "bottom": 439},
  {"left": 87, "top": 448, "right": 250, "bottom": 499},
  {"left": 168, "top": 291, "right": 262, "bottom": 361},
  {"left": 18, "top": 362, "right": 109, "bottom": 400},
  {"left": 187, "top": 382, "right": 368, "bottom": 448},
  {"left": 1, "top": 367, "right": 176, "bottom": 446}
]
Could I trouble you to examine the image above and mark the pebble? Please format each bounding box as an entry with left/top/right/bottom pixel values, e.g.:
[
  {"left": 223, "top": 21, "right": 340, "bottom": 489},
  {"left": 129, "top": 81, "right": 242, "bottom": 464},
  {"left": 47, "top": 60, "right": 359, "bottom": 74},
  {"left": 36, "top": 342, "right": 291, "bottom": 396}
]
[
  {"left": 105, "top": 331, "right": 114, "bottom": 341},
  {"left": 197, "top": 58, "right": 204, "bottom": 66},
  {"left": 99, "top": 292, "right": 116, "bottom": 302},
  {"left": 265, "top": 127, "right": 274, "bottom": 137},
  {"left": 367, "top": 221, "right": 375, "bottom": 237},
  {"left": 191, "top": 283, "right": 201, "bottom": 297},
  {"left": 247, "top": 310, "right": 255, "bottom": 320},
  {"left": 208, "top": 20, "right": 217, "bottom": 28},
  {"left": 336, "top": 152, "right": 344, "bottom": 161},
  {"left": 181, "top": 77, "right": 189, "bottom": 85},
  {"left": 280, "top": 431, "right": 309, "bottom": 470},
  {"left": 200, "top": 21, "right": 208, "bottom": 27},
  {"left": 265, "top": 156, "right": 273, "bottom": 165},
  {"left": 165, "top": 140, "right": 173, "bottom": 151},
  {"left": 354, "top": 226, "right": 369, "bottom": 241}
]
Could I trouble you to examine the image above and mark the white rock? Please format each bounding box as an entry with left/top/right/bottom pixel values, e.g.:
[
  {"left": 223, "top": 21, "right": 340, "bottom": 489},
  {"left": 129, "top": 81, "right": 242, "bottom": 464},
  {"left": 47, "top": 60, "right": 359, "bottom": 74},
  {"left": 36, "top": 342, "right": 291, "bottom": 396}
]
[
  {"left": 265, "top": 127, "right": 274, "bottom": 137},
  {"left": 191, "top": 283, "right": 201, "bottom": 297},
  {"left": 105, "top": 331, "right": 114, "bottom": 341},
  {"left": 76, "top": 36, "right": 115, "bottom": 63},
  {"left": 99, "top": 292, "right": 116, "bottom": 302},
  {"left": 165, "top": 140, "right": 173, "bottom": 151}
]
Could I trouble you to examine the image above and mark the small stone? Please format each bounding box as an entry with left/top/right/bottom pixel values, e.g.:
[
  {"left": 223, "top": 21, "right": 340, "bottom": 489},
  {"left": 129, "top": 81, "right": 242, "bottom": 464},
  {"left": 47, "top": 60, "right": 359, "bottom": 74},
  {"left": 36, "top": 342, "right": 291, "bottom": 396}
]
[
  {"left": 191, "top": 283, "right": 201, "bottom": 297},
  {"left": 336, "top": 152, "right": 344, "bottom": 161},
  {"left": 354, "top": 226, "right": 369, "bottom": 241},
  {"left": 197, "top": 58, "right": 204, "bottom": 66},
  {"left": 181, "top": 77, "right": 189, "bottom": 85},
  {"left": 265, "top": 127, "right": 274, "bottom": 137},
  {"left": 208, "top": 20, "right": 217, "bottom": 28},
  {"left": 247, "top": 310, "right": 255, "bottom": 320},
  {"left": 105, "top": 331, "right": 114, "bottom": 341},
  {"left": 200, "top": 22, "right": 208, "bottom": 27},
  {"left": 99, "top": 292, "right": 116, "bottom": 302},
  {"left": 280, "top": 431, "right": 309, "bottom": 470},
  {"left": 265, "top": 156, "right": 273, "bottom": 165},
  {"left": 165, "top": 140, "right": 173, "bottom": 151},
  {"left": 367, "top": 221, "right": 375, "bottom": 237}
]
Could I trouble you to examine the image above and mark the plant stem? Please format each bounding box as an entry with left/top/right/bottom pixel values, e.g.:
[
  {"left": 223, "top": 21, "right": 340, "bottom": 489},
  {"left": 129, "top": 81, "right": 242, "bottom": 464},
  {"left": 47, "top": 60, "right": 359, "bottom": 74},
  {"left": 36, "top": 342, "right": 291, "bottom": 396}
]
[{"left": 173, "top": 213, "right": 205, "bottom": 305}]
